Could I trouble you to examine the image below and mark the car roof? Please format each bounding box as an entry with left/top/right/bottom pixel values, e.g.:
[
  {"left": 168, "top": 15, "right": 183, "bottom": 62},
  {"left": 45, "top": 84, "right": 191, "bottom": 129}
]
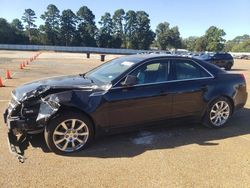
[
  {"left": 124, "top": 54, "right": 225, "bottom": 75},
  {"left": 110, "top": 53, "right": 225, "bottom": 85},
  {"left": 123, "top": 54, "right": 196, "bottom": 62}
]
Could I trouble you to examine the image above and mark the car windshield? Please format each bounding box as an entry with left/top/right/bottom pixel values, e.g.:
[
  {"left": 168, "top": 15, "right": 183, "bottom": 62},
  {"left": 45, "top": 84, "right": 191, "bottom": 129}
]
[
  {"left": 85, "top": 56, "right": 141, "bottom": 84},
  {"left": 199, "top": 54, "right": 212, "bottom": 59}
]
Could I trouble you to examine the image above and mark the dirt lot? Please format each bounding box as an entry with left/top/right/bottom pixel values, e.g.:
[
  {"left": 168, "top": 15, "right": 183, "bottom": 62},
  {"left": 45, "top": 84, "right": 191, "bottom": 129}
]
[{"left": 0, "top": 50, "right": 250, "bottom": 188}]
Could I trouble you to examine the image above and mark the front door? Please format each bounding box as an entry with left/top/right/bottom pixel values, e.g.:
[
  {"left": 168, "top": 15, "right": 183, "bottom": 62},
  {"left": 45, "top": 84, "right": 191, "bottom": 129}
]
[{"left": 104, "top": 59, "right": 173, "bottom": 128}]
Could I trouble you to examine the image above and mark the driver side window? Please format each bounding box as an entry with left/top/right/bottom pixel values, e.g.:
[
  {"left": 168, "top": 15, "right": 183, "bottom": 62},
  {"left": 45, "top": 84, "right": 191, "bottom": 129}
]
[{"left": 130, "top": 60, "right": 170, "bottom": 85}]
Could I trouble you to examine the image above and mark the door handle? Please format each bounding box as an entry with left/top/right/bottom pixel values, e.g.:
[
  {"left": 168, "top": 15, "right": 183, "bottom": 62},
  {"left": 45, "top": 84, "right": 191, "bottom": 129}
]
[{"left": 159, "top": 90, "right": 168, "bottom": 96}]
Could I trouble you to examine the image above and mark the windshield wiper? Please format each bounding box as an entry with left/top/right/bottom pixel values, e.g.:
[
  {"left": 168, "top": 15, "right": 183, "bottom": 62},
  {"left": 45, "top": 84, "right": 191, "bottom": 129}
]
[{"left": 79, "top": 73, "right": 85, "bottom": 78}]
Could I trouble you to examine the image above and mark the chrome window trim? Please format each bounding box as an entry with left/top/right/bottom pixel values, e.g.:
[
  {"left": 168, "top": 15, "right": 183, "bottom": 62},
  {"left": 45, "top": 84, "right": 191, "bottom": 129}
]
[
  {"left": 110, "top": 77, "right": 214, "bottom": 90},
  {"left": 111, "top": 58, "right": 214, "bottom": 90}
]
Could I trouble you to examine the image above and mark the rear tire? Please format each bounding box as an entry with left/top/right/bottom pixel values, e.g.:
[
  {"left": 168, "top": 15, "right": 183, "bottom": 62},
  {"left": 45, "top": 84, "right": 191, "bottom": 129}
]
[
  {"left": 225, "top": 63, "right": 232, "bottom": 70},
  {"left": 44, "top": 111, "right": 94, "bottom": 155},
  {"left": 202, "top": 97, "right": 232, "bottom": 128}
]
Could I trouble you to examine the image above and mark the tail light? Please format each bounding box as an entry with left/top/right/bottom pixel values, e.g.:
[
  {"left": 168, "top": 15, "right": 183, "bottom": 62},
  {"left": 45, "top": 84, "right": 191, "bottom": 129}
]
[{"left": 241, "top": 73, "right": 247, "bottom": 90}]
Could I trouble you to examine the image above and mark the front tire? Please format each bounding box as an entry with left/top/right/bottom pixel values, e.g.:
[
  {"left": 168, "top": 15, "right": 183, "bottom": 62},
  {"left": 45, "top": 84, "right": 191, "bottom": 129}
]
[
  {"left": 44, "top": 111, "right": 94, "bottom": 155},
  {"left": 203, "top": 97, "right": 232, "bottom": 128}
]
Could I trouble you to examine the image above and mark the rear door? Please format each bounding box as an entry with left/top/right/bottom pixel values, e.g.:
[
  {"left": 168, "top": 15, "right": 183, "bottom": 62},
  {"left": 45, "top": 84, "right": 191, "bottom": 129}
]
[{"left": 170, "top": 59, "right": 214, "bottom": 117}]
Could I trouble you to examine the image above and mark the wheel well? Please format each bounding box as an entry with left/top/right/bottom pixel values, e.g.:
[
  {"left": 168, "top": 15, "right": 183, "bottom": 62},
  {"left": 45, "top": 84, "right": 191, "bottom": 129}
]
[
  {"left": 209, "top": 95, "right": 235, "bottom": 113},
  {"left": 225, "top": 63, "right": 233, "bottom": 70},
  {"left": 50, "top": 105, "right": 96, "bottom": 134},
  {"left": 222, "top": 95, "right": 234, "bottom": 113},
  {"left": 202, "top": 95, "right": 235, "bottom": 120}
]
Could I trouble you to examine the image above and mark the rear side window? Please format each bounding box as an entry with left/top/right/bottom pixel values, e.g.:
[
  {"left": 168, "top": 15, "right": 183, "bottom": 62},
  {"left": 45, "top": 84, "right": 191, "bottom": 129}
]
[{"left": 172, "top": 60, "right": 211, "bottom": 80}]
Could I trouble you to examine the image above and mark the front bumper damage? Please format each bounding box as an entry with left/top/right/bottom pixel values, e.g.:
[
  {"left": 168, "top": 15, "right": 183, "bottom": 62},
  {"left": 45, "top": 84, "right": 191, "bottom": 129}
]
[
  {"left": 3, "top": 97, "right": 59, "bottom": 163},
  {"left": 4, "top": 110, "right": 29, "bottom": 163},
  {"left": 7, "top": 130, "right": 28, "bottom": 163}
]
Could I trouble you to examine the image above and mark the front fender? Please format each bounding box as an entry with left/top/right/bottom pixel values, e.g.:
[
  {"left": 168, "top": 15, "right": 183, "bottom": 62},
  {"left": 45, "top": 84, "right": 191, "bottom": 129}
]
[{"left": 36, "top": 90, "right": 103, "bottom": 125}]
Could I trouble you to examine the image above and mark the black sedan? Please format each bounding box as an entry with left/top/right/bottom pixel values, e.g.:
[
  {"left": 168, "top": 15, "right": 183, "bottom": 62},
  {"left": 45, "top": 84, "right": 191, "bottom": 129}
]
[
  {"left": 3, "top": 54, "right": 248, "bottom": 160},
  {"left": 198, "top": 53, "right": 234, "bottom": 70}
]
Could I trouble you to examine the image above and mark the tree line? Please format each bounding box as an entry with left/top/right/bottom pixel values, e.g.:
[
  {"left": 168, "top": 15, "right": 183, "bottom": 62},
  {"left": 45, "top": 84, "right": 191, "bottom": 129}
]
[{"left": 0, "top": 4, "right": 249, "bottom": 52}]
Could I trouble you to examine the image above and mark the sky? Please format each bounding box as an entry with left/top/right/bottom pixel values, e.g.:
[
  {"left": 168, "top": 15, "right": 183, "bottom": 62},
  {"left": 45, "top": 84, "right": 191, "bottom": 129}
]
[{"left": 0, "top": 0, "right": 249, "bottom": 40}]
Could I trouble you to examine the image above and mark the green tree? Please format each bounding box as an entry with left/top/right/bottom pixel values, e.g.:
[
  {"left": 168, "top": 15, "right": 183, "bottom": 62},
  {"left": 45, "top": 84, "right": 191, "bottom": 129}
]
[
  {"left": 232, "top": 34, "right": 250, "bottom": 43},
  {"left": 77, "top": 6, "right": 97, "bottom": 47},
  {"left": 97, "top": 12, "right": 113, "bottom": 47},
  {"left": 60, "top": 9, "right": 77, "bottom": 46},
  {"left": 182, "top": 36, "right": 199, "bottom": 51},
  {"left": 224, "top": 41, "right": 234, "bottom": 52},
  {"left": 0, "top": 18, "right": 15, "bottom": 43},
  {"left": 204, "top": 26, "right": 226, "bottom": 51},
  {"left": 124, "top": 10, "right": 137, "bottom": 48},
  {"left": 155, "top": 22, "right": 182, "bottom": 50},
  {"left": 135, "top": 11, "right": 155, "bottom": 50},
  {"left": 231, "top": 39, "right": 250, "bottom": 52},
  {"left": 112, "top": 9, "right": 125, "bottom": 48},
  {"left": 21, "top": 9, "right": 37, "bottom": 42},
  {"left": 124, "top": 11, "right": 154, "bottom": 49},
  {"left": 194, "top": 37, "right": 207, "bottom": 52},
  {"left": 11, "top": 19, "right": 24, "bottom": 31},
  {"left": 155, "top": 22, "right": 170, "bottom": 50},
  {"left": 0, "top": 18, "right": 28, "bottom": 44},
  {"left": 40, "top": 4, "right": 60, "bottom": 45},
  {"left": 224, "top": 34, "right": 250, "bottom": 52},
  {"left": 169, "top": 26, "right": 182, "bottom": 49},
  {"left": 11, "top": 19, "right": 29, "bottom": 44},
  {"left": 30, "top": 28, "right": 43, "bottom": 44}
]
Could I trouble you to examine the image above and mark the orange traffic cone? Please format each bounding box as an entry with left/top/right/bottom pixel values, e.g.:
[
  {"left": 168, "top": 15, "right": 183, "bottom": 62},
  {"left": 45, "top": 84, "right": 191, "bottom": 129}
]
[
  {"left": 6, "top": 70, "right": 11, "bottom": 79},
  {"left": 22, "top": 62, "right": 25, "bottom": 67},
  {"left": 20, "top": 63, "right": 23, "bottom": 69},
  {"left": 0, "top": 77, "right": 4, "bottom": 87}
]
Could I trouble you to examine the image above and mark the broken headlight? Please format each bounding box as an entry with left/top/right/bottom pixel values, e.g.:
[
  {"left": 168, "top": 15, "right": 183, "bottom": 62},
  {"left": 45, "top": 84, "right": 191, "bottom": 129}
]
[
  {"left": 36, "top": 95, "right": 60, "bottom": 123},
  {"left": 21, "top": 104, "right": 40, "bottom": 117},
  {"left": 46, "top": 99, "right": 60, "bottom": 109}
]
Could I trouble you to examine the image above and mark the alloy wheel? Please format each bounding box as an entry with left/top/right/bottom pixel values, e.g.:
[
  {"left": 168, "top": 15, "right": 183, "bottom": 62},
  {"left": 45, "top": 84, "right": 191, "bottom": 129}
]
[
  {"left": 209, "top": 101, "right": 230, "bottom": 127},
  {"left": 52, "top": 119, "right": 89, "bottom": 152}
]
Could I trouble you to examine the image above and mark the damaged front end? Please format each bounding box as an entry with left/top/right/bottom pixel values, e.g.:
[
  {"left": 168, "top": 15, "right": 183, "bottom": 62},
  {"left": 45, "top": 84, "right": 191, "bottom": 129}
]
[
  {"left": 3, "top": 86, "right": 61, "bottom": 163},
  {"left": 2, "top": 73, "right": 105, "bottom": 162},
  {"left": 7, "top": 129, "right": 28, "bottom": 163},
  {"left": 4, "top": 94, "right": 31, "bottom": 163}
]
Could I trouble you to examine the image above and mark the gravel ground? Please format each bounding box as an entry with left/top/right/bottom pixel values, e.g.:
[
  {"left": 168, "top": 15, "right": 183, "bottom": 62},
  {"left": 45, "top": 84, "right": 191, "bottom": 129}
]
[{"left": 0, "top": 50, "right": 250, "bottom": 188}]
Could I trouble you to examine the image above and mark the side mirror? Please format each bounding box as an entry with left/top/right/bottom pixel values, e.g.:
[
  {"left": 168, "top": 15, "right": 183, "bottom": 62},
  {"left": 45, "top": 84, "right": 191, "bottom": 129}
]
[{"left": 121, "top": 75, "right": 137, "bottom": 87}]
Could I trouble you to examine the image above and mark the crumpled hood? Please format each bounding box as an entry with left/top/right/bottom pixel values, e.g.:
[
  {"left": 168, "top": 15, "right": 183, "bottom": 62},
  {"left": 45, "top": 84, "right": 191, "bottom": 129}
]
[{"left": 12, "top": 75, "right": 95, "bottom": 101}]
